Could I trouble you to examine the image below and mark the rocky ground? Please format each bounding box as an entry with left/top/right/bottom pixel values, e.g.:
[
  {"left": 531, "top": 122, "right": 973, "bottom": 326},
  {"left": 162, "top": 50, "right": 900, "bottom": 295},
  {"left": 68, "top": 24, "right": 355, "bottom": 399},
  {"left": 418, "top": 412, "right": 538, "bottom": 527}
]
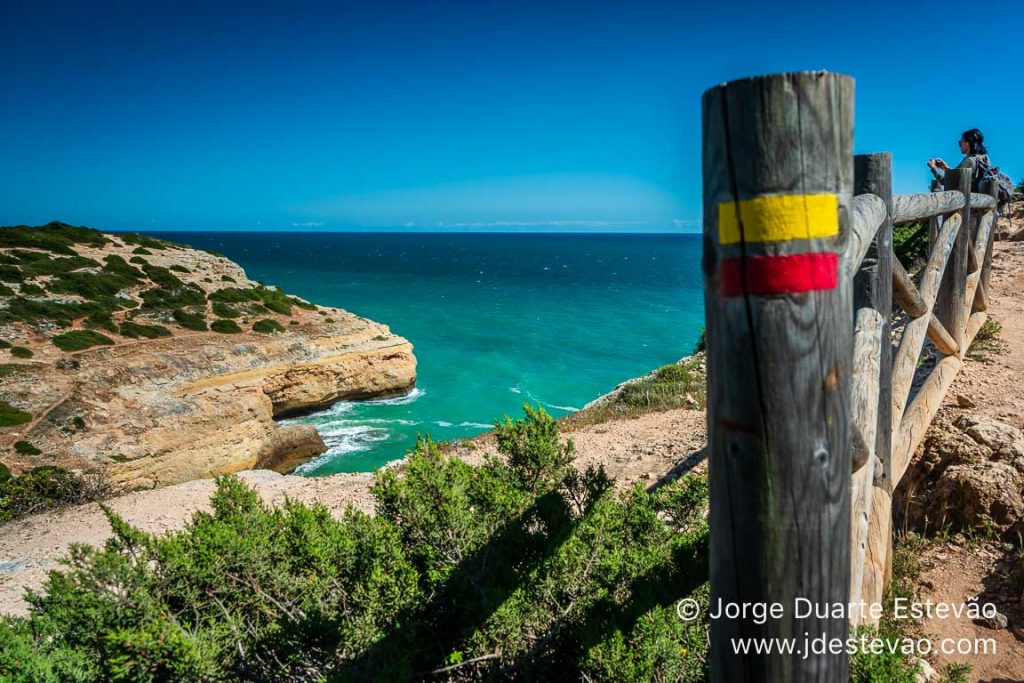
[{"left": 0, "top": 225, "right": 415, "bottom": 487}]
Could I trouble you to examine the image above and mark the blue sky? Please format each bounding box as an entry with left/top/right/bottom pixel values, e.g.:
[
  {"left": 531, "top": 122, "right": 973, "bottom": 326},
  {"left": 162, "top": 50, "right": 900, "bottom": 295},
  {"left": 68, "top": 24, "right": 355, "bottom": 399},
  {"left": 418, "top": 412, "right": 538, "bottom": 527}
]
[{"left": 1, "top": 0, "right": 1021, "bottom": 232}]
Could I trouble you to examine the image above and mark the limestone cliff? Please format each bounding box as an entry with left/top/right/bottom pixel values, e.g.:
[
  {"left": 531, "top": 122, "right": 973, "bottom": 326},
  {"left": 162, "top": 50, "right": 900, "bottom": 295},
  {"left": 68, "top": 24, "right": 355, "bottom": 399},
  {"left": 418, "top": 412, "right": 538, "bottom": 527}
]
[{"left": 0, "top": 224, "right": 416, "bottom": 488}]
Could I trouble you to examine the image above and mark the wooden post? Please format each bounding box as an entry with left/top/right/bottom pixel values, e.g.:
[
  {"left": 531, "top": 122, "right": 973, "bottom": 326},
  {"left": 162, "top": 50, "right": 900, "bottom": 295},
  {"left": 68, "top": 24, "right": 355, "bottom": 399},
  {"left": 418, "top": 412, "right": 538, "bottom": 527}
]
[
  {"left": 978, "top": 180, "right": 999, "bottom": 304},
  {"left": 851, "top": 154, "right": 893, "bottom": 620},
  {"left": 703, "top": 71, "right": 854, "bottom": 682},
  {"left": 936, "top": 168, "right": 971, "bottom": 346}
]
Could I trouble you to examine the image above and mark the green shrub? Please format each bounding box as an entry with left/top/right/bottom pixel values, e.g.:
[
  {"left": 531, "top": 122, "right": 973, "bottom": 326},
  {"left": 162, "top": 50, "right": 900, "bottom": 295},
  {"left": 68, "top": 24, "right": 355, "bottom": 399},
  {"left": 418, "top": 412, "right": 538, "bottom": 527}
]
[
  {"left": 131, "top": 246, "right": 153, "bottom": 255},
  {"left": 0, "top": 407, "right": 710, "bottom": 681},
  {"left": 892, "top": 222, "right": 929, "bottom": 268},
  {"left": 169, "top": 264, "right": 190, "bottom": 273},
  {"left": 18, "top": 282, "right": 45, "bottom": 296},
  {"left": 572, "top": 359, "right": 706, "bottom": 426},
  {"left": 220, "top": 274, "right": 236, "bottom": 283},
  {"left": 210, "top": 319, "right": 242, "bottom": 334},
  {"left": 0, "top": 222, "right": 108, "bottom": 255},
  {"left": 0, "top": 399, "right": 31, "bottom": 427},
  {"left": 0, "top": 340, "right": 9, "bottom": 349},
  {"left": 51, "top": 330, "right": 115, "bottom": 352},
  {"left": 8, "top": 250, "right": 99, "bottom": 277},
  {"left": 119, "top": 321, "right": 172, "bottom": 339},
  {"left": 119, "top": 232, "right": 168, "bottom": 250},
  {"left": 212, "top": 302, "right": 239, "bottom": 318},
  {"left": 0, "top": 283, "right": 14, "bottom": 296},
  {"left": 0, "top": 466, "right": 107, "bottom": 523},
  {"left": 251, "top": 318, "right": 285, "bottom": 334},
  {"left": 72, "top": 416, "right": 86, "bottom": 430},
  {"left": 172, "top": 308, "right": 207, "bottom": 331},
  {"left": 13, "top": 440, "right": 41, "bottom": 455},
  {"left": 129, "top": 255, "right": 148, "bottom": 265},
  {"left": 10, "top": 346, "right": 33, "bottom": 359},
  {"left": 210, "top": 286, "right": 293, "bottom": 315},
  {"left": 0, "top": 264, "right": 24, "bottom": 282}
]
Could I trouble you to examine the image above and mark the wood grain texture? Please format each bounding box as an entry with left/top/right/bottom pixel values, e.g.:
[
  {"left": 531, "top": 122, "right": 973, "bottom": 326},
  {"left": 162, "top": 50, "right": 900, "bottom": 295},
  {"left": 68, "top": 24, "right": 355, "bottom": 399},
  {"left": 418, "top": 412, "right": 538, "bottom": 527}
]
[
  {"left": 936, "top": 169, "right": 971, "bottom": 347},
  {"left": 892, "top": 190, "right": 964, "bottom": 224},
  {"left": 847, "top": 192, "right": 887, "bottom": 273},
  {"left": 849, "top": 307, "right": 882, "bottom": 624},
  {"left": 963, "top": 210, "right": 994, "bottom": 322},
  {"left": 703, "top": 71, "right": 853, "bottom": 682},
  {"left": 890, "top": 213, "right": 962, "bottom": 434},
  {"left": 892, "top": 258, "right": 927, "bottom": 318}
]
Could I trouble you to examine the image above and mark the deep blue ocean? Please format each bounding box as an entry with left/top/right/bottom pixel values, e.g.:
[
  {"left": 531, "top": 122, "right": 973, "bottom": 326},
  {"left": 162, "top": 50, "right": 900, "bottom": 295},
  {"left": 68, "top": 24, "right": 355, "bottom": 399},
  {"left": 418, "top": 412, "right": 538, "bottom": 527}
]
[{"left": 148, "top": 232, "right": 705, "bottom": 474}]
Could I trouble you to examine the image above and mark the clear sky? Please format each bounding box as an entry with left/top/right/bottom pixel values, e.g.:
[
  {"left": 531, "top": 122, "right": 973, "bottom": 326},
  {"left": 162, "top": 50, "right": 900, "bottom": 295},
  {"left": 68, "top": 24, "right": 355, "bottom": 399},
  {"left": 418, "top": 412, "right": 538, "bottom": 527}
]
[{"left": 2, "top": 0, "right": 1021, "bottom": 232}]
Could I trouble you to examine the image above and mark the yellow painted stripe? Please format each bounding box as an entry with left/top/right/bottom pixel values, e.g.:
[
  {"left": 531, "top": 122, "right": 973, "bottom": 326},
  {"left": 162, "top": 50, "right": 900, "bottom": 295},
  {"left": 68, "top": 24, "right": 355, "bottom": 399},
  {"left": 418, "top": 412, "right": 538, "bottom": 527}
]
[{"left": 718, "top": 193, "right": 838, "bottom": 245}]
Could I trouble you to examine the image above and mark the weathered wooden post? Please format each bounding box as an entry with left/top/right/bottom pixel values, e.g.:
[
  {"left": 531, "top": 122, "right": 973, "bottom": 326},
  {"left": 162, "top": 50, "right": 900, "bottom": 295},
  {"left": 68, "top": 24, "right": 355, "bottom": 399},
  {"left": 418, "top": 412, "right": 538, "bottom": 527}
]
[
  {"left": 702, "top": 72, "right": 854, "bottom": 681},
  {"left": 937, "top": 168, "right": 971, "bottom": 345},
  {"left": 851, "top": 153, "right": 893, "bottom": 620}
]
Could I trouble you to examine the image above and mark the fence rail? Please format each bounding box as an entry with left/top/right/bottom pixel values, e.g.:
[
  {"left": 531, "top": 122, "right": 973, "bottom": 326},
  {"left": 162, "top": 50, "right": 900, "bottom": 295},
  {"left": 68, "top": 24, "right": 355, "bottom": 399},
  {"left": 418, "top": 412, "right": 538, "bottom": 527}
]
[{"left": 701, "top": 70, "right": 1003, "bottom": 682}]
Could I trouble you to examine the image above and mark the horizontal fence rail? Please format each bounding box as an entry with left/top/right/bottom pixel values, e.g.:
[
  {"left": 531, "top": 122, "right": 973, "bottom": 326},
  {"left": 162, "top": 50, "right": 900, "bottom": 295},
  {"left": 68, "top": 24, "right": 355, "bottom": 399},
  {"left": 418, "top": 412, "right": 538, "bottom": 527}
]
[{"left": 702, "top": 71, "right": 1005, "bottom": 682}]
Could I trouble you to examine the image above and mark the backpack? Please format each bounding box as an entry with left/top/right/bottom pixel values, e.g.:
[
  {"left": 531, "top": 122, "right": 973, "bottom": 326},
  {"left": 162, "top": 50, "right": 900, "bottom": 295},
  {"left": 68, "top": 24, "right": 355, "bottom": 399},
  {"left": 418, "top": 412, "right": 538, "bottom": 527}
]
[{"left": 972, "top": 155, "right": 1015, "bottom": 202}]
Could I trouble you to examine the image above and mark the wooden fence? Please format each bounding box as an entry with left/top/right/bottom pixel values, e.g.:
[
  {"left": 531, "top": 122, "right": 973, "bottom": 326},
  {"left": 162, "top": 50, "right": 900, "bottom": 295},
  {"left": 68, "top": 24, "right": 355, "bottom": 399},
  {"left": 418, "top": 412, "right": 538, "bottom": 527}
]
[{"left": 701, "top": 71, "right": 1001, "bottom": 681}]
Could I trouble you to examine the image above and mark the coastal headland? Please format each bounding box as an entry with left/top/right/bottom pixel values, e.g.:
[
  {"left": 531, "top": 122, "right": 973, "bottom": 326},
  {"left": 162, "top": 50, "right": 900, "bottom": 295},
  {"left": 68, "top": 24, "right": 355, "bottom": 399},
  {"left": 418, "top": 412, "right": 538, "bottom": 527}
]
[{"left": 0, "top": 223, "right": 416, "bottom": 488}]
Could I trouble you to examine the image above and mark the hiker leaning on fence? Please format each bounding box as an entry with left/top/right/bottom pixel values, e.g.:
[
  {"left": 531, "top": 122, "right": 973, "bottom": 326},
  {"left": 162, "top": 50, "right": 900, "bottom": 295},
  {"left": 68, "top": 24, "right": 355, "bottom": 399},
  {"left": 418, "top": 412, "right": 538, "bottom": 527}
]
[{"left": 928, "top": 128, "right": 1015, "bottom": 208}]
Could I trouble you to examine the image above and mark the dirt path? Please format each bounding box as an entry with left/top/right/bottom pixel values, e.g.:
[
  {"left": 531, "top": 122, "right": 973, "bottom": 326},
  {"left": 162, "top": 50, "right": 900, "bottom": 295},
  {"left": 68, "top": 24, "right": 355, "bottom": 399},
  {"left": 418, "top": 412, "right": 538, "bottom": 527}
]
[{"left": 911, "top": 234, "right": 1024, "bottom": 681}]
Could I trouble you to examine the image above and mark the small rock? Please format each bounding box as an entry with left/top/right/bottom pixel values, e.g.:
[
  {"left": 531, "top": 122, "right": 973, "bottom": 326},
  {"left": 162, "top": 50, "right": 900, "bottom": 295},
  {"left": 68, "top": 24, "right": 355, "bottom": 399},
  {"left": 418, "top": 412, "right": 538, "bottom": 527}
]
[
  {"left": 912, "top": 657, "right": 938, "bottom": 683},
  {"left": 983, "top": 610, "right": 1008, "bottom": 630},
  {"left": 956, "top": 395, "right": 976, "bottom": 408}
]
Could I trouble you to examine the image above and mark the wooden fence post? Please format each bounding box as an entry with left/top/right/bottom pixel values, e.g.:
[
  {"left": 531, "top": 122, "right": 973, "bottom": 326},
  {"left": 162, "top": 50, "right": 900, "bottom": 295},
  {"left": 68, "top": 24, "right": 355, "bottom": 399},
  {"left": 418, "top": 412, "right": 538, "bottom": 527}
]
[
  {"left": 979, "top": 180, "right": 999, "bottom": 304},
  {"left": 851, "top": 154, "right": 893, "bottom": 619},
  {"left": 702, "top": 71, "right": 854, "bottom": 682},
  {"left": 937, "top": 168, "right": 971, "bottom": 345}
]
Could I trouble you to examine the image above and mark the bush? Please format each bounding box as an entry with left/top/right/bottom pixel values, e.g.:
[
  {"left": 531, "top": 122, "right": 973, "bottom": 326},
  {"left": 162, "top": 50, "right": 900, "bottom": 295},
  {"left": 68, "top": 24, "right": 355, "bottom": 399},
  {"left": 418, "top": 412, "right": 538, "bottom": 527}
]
[
  {"left": 129, "top": 255, "right": 148, "bottom": 264},
  {"left": 172, "top": 308, "right": 207, "bottom": 331},
  {"left": 212, "top": 302, "right": 240, "bottom": 318},
  {"left": 119, "top": 232, "right": 167, "bottom": 250},
  {"left": 0, "top": 407, "right": 710, "bottom": 681},
  {"left": 13, "top": 440, "right": 41, "bottom": 455},
  {"left": 571, "top": 359, "right": 706, "bottom": 426},
  {"left": 0, "top": 400, "right": 32, "bottom": 427},
  {"left": 0, "top": 340, "right": 9, "bottom": 349},
  {"left": 893, "top": 222, "right": 929, "bottom": 269},
  {"left": 51, "top": 330, "right": 115, "bottom": 352},
  {"left": 10, "top": 346, "right": 33, "bottom": 359},
  {"left": 0, "top": 264, "right": 24, "bottom": 282},
  {"left": 18, "top": 283, "right": 45, "bottom": 296},
  {"left": 0, "top": 466, "right": 105, "bottom": 523},
  {"left": 131, "top": 246, "right": 153, "bottom": 255},
  {"left": 210, "top": 286, "right": 293, "bottom": 315},
  {"left": 119, "top": 321, "right": 172, "bottom": 339},
  {"left": 169, "top": 264, "right": 190, "bottom": 273},
  {"left": 210, "top": 319, "right": 242, "bottom": 334},
  {"left": 251, "top": 318, "right": 285, "bottom": 334},
  {"left": 0, "top": 222, "right": 108, "bottom": 256}
]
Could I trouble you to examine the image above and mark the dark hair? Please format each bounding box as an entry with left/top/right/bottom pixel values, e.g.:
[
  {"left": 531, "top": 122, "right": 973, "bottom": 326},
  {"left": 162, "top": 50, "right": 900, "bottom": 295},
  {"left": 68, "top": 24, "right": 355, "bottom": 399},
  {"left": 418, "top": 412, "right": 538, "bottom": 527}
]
[{"left": 960, "top": 128, "right": 987, "bottom": 155}]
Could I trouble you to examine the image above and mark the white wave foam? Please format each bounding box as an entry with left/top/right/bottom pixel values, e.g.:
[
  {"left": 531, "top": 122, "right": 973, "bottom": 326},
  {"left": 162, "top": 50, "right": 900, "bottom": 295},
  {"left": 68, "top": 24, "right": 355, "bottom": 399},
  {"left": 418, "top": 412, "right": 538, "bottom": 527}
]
[
  {"left": 509, "top": 387, "right": 522, "bottom": 394},
  {"left": 434, "top": 421, "right": 453, "bottom": 427},
  {"left": 457, "top": 422, "right": 492, "bottom": 429},
  {"left": 544, "top": 403, "right": 579, "bottom": 412},
  {"left": 363, "top": 387, "right": 425, "bottom": 406}
]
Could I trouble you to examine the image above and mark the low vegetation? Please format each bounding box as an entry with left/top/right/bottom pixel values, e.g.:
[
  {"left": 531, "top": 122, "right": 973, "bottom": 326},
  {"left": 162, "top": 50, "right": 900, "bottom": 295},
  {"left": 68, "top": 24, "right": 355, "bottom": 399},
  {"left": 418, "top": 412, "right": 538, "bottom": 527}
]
[
  {"left": 50, "top": 330, "right": 115, "bottom": 352},
  {"left": 118, "top": 321, "right": 172, "bottom": 339},
  {"left": 13, "top": 440, "right": 41, "bottom": 456},
  {"left": 569, "top": 357, "right": 706, "bottom": 426},
  {"left": 0, "top": 407, "right": 711, "bottom": 682},
  {"left": 967, "top": 318, "right": 1003, "bottom": 362},
  {"left": 0, "top": 465, "right": 108, "bottom": 524},
  {"left": 210, "top": 318, "right": 242, "bottom": 334},
  {"left": 10, "top": 346, "right": 32, "bottom": 359},
  {"left": 252, "top": 318, "right": 285, "bottom": 334},
  {"left": 0, "top": 400, "right": 32, "bottom": 427},
  {"left": 892, "top": 221, "right": 930, "bottom": 271}
]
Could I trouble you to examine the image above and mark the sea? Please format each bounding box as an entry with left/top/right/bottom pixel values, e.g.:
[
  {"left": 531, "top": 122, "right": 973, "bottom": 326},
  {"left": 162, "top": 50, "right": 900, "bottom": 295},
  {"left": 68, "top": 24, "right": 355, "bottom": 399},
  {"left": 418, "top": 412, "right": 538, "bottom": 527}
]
[{"left": 147, "top": 231, "right": 705, "bottom": 475}]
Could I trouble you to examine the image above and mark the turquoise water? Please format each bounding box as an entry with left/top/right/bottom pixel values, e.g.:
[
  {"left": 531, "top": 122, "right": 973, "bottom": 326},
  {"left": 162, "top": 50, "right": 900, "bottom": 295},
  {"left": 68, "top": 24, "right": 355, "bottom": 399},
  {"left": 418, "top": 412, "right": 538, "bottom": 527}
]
[{"left": 148, "top": 232, "right": 705, "bottom": 474}]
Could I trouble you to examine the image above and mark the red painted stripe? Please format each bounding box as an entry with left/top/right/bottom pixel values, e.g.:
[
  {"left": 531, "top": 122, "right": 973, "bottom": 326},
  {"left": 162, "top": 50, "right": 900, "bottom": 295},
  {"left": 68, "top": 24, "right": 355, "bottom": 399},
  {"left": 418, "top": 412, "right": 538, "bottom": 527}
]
[{"left": 720, "top": 252, "right": 838, "bottom": 297}]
